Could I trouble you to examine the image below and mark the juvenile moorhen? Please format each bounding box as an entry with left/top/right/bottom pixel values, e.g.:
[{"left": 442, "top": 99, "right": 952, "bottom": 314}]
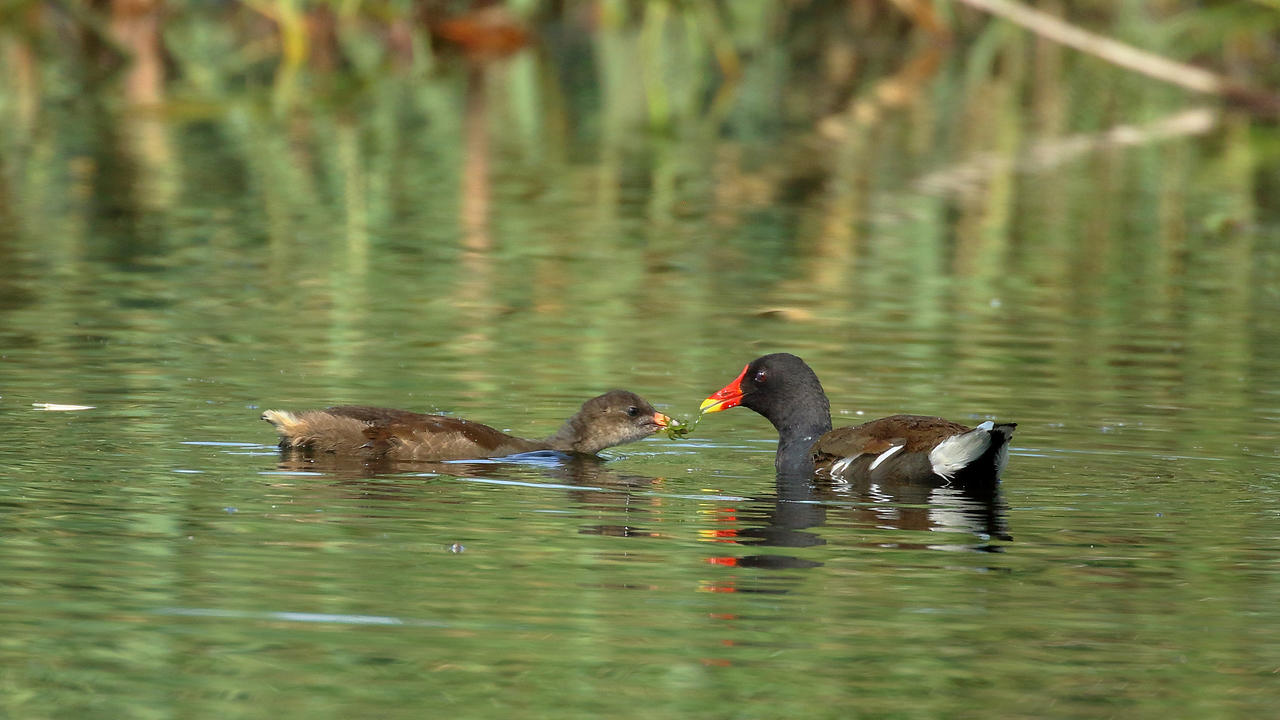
[
  {"left": 700, "top": 353, "right": 1015, "bottom": 482},
  {"left": 264, "top": 389, "right": 670, "bottom": 461}
]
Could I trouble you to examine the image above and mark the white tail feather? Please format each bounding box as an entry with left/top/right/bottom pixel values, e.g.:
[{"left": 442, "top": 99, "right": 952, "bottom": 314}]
[
  {"left": 929, "top": 425, "right": 993, "bottom": 479},
  {"left": 261, "top": 409, "right": 301, "bottom": 432}
]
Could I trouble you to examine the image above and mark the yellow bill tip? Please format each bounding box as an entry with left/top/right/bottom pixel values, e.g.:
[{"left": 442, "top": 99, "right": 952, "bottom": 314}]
[{"left": 699, "top": 397, "right": 729, "bottom": 414}]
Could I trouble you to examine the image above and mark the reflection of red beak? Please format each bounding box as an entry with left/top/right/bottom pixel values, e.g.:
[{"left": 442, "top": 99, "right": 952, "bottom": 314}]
[{"left": 700, "top": 364, "right": 748, "bottom": 414}]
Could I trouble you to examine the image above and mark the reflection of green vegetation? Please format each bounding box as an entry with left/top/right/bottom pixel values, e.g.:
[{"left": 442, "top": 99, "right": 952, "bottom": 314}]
[
  {"left": 1, "top": 2, "right": 1278, "bottom": 111},
  {"left": 0, "top": 0, "right": 1276, "bottom": 460}
]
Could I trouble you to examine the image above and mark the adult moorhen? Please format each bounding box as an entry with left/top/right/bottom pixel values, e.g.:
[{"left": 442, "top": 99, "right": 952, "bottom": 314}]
[
  {"left": 700, "top": 353, "right": 1015, "bottom": 482},
  {"left": 264, "top": 389, "right": 670, "bottom": 461}
]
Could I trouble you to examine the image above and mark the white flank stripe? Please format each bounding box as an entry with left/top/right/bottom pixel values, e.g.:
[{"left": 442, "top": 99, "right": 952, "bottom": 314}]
[
  {"left": 829, "top": 455, "right": 857, "bottom": 478},
  {"left": 868, "top": 445, "right": 905, "bottom": 471}
]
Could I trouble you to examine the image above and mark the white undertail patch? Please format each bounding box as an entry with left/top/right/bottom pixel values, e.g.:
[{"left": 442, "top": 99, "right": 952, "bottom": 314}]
[
  {"left": 928, "top": 425, "right": 993, "bottom": 479},
  {"left": 261, "top": 410, "right": 301, "bottom": 432}
]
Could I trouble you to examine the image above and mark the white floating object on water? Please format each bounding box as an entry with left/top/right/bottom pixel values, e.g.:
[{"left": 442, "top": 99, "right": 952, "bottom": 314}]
[{"left": 32, "top": 403, "right": 95, "bottom": 411}]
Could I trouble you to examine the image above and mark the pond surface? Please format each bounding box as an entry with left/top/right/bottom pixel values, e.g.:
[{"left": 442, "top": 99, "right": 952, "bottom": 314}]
[{"left": 3, "top": 17, "right": 1280, "bottom": 720}]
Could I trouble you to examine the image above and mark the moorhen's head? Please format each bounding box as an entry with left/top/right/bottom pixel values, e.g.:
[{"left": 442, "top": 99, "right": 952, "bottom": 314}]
[
  {"left": 699, "top": 353, "right": 831, "bottom": 434},
  {"left": 554, "top": 390, "right": 670, "bottom": 455}
]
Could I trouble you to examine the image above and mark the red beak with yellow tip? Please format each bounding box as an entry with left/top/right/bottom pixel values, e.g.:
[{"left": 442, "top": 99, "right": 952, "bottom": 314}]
[{"left": 700, "top": 364, "right": 748, "bottom": 414}]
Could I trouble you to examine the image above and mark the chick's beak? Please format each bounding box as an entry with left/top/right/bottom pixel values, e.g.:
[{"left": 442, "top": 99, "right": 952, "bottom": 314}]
[{"left": 652, "top": 412, "right": 671, "bottom": 429}]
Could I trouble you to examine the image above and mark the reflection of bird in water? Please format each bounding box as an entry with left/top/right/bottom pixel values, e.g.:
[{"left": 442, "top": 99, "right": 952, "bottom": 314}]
[
  {"left": 695, "top": 474, "right": 1011, "bottom": 600},
  {"left": 268, "top": 447, "right": 670, "bottom": 539},
  {"left": 819, "top": 475, "right": 1012, "bottom": 545},
  {"left": 700, "top": 469, "right": 1010, "bottom": 583}
]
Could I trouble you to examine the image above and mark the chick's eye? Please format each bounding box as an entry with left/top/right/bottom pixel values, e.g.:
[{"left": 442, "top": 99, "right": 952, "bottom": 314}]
[
  {"left": 753, "top": 370, "right": 768, "bottom": 383},
  {"left": 625, "top": 406, "right": 640, "bottom": 417}
]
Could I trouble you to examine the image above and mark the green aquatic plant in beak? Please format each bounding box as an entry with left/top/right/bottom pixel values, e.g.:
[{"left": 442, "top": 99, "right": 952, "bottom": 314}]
[{"left": 661, "top": 412, "right": 703, "bottom": 440}]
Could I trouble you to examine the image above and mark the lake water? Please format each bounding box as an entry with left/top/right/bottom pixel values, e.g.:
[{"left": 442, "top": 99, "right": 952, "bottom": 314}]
[{"left": 2, "top": 14, "right": 1280, "bottom": 719}]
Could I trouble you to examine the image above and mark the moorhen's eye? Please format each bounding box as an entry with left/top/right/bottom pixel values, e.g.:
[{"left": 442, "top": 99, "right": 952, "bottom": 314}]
[
  {"left": 625, "top": 406, "right": 640, "bottom": 417},
  {"left": 753, "top": 370, "right": 768, "bottom": 383}
]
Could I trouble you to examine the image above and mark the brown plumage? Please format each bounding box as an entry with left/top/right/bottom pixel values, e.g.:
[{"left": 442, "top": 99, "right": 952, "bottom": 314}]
[
  {"left": 815, "top": 415, "right": 973, "bottom": 455},
  {"left": 262, "top": 390, "right": 670, "bottom": 462}
]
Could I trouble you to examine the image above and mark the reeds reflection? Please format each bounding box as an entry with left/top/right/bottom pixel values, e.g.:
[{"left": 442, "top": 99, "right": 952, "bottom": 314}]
[{"left": 0, "top": 1, "right": 1274, "bottom": 477}]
